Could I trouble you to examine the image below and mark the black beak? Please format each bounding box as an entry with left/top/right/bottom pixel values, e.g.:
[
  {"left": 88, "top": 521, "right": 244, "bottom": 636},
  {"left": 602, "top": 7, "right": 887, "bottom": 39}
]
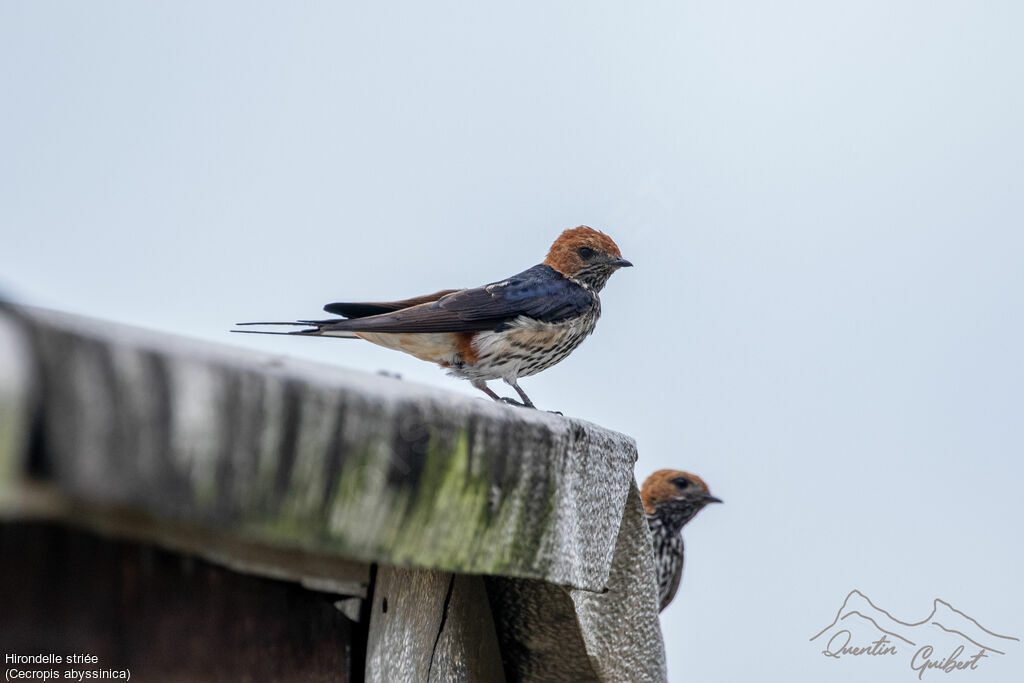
[
  {"left": 611, "top": 258, "right": 633, "bottom": 268},
  {"left": 703, "top": 495, "right": 723, "bottom": 504}
]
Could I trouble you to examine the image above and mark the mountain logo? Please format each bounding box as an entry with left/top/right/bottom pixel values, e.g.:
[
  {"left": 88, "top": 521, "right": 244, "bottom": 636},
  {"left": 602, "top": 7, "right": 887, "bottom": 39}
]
[{"left": 810, "top": 589, "right": 1019, "bottom": 678}]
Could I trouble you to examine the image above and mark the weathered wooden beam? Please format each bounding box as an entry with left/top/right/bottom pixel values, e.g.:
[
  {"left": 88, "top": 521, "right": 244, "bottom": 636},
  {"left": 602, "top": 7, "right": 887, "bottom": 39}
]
[{"left": 8, "top": 305, "right": 637, "bottom": 593}]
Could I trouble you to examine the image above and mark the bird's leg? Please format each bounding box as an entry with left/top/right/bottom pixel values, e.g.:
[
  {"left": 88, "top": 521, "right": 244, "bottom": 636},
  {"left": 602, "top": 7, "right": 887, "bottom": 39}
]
[
  {"left": 473, "top": 380, "right": 530, "bottom": 408},
  {"left": 473, "top": 380, "right": 506, "bottom": 403},
  {"left": 507, "top": 380, "right": 536, "bottom": 409}
]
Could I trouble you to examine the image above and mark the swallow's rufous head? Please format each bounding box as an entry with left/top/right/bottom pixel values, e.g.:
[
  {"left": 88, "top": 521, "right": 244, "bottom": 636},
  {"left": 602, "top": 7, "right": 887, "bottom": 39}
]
[
  {"left": 543, "top": 226, "right": 632, "bottom": 291},
  {"left": 641, "top": 469, "right": 722, "bottom": 529}
]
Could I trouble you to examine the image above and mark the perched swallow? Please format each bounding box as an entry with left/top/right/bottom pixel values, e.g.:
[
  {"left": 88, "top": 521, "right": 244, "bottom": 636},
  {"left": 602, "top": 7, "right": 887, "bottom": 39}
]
[
  {"left": 640, "top": 470, "right": 722, "bottom": 612},
  {"left": 235, "top": 226, "right": 631, "bottom": 409}
]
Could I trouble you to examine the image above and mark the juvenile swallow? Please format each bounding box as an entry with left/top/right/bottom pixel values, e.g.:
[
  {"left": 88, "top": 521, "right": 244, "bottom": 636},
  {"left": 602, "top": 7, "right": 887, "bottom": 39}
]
[
  {"left": 641, "top": 470, "right": 722, "bottom": 612},
  {"left": 235, "top": 226, "right": 631, "bottom": 409}
]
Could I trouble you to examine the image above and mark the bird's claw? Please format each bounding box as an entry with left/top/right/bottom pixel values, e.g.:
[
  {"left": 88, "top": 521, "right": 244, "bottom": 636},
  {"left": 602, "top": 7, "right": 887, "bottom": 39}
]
[{"left": 499, "top": 397, "right": 534, "bottom": 409}]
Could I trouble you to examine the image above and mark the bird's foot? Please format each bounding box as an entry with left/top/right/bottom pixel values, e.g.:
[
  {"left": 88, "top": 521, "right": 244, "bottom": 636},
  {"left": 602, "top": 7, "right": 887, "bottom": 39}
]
[{"left": 499, "top": 397, "right": 535, "bottom": 409}]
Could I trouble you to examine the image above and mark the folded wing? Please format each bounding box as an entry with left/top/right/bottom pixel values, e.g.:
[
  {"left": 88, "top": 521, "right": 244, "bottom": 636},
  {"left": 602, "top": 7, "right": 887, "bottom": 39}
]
[
  {"left": 316, "top": 265, "right": 594, "bottom": 334},
  {"left": 323, "top": 290, "right": 459, "bottom": 319}
]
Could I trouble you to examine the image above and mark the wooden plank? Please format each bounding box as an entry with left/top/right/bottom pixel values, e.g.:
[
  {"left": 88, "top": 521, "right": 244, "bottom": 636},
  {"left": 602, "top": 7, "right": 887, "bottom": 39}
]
[
  {"left": 366, "top": 567, "right": 452, "bottom": 681},
  {"left": 366, "top": 566, "right": 505, "bottom": 682}
]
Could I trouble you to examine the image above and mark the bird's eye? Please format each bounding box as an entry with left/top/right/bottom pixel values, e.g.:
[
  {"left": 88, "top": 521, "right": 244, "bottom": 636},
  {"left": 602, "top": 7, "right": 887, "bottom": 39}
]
[
  {"left": 672, "top": 477, "right": 690, "bottom": 490},
  {"left": 577, "top": 247, "right": 595, "bottom": 259}
]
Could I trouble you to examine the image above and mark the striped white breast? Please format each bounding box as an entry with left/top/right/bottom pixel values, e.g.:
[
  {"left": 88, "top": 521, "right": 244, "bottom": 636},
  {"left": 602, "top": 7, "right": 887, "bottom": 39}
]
[{"left": 453, "top": 310, "right": 600, "bottom": 382}]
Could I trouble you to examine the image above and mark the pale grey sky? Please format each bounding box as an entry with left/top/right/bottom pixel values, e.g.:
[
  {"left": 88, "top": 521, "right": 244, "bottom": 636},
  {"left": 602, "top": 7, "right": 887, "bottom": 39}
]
[{"left": 2, "top": 2, "right": 1022, "bottom": 680}]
